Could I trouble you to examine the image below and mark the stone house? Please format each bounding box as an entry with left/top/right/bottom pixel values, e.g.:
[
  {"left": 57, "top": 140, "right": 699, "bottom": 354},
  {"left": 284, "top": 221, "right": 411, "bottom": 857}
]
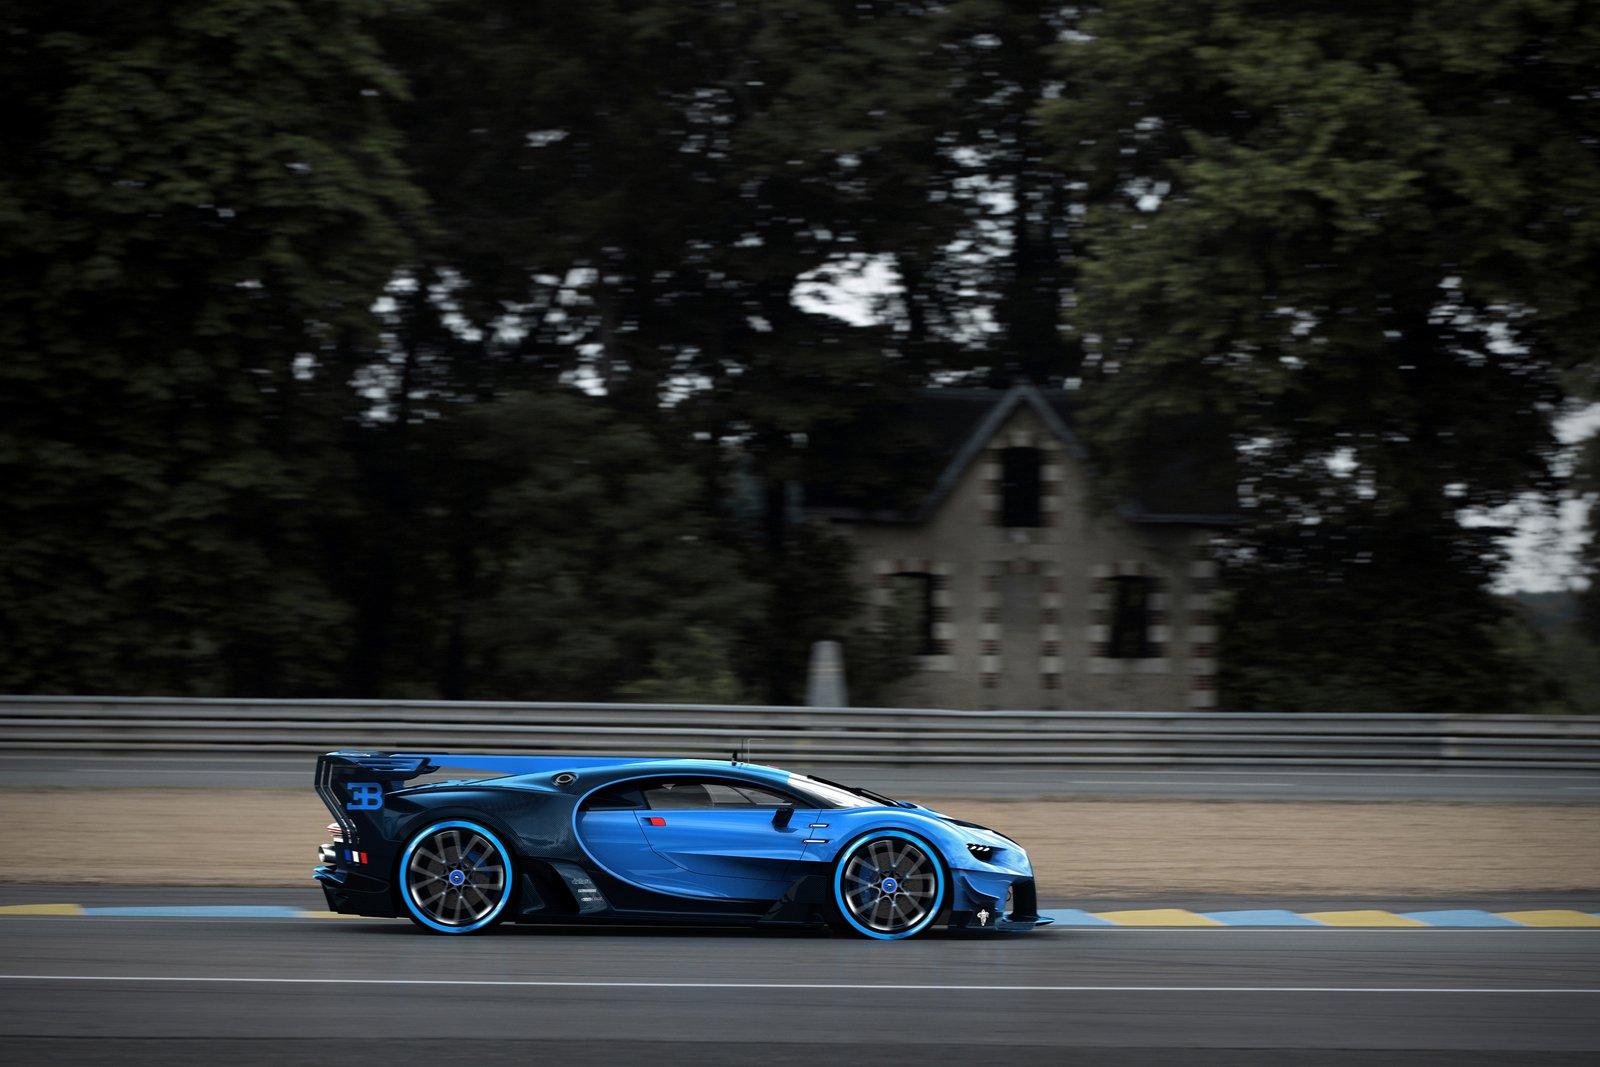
[{"left": 807, "top": 385, "right": 1238, "bottom": 710}]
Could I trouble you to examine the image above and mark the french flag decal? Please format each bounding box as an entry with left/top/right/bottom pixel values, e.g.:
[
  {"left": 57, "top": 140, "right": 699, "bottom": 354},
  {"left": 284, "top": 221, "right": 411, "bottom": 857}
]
[{"left": 345, "top": 849, "right": 368, "bottom": 864}]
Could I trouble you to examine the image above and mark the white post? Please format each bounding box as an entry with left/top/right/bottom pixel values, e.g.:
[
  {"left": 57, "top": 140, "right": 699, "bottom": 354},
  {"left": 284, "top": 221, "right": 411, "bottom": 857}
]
[{"left": 805, "top": 640, "right": 848, "bottom": 707}]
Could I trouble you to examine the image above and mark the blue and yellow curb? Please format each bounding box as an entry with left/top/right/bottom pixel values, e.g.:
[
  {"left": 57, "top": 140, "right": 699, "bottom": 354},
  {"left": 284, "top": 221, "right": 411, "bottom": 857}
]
[
  {"left": 2, "top": 903, "right": 1599, "bottom": 927},
  {"left": 1037, "top": 907, "right": 1600, "bottom": 928}
]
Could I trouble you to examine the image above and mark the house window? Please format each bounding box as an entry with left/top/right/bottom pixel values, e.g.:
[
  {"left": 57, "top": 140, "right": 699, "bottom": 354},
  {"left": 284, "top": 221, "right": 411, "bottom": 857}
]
[
  {"left": 999, "top": 447, "right": 1043, "bottom": 527},
  {"left": 887, "top": 572, "right": 937, "bottom": 655},
  {"left": 1108, "top": 575, "right": 1153, "bottom": 658}
]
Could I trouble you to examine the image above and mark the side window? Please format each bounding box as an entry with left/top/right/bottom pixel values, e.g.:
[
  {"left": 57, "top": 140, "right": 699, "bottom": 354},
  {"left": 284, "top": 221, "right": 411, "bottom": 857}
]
[
  {"left": 586, "top": 783, "right": 647, "bottom": 810},
  {"left": 719, "top": 783, "right": 795, "bottom": 808},
  {"left": 641, "top": 780, "right": 714, "bottom": 809},
  {"left": 639, "top": 778, "right": 795, "bottom": 810},
  {"left": 1108, "top": 575, "right": 1153, "bottom": 659}
]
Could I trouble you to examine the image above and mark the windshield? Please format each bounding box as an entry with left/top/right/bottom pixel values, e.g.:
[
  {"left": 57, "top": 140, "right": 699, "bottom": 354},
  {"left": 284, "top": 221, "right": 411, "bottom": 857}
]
[{"left": 787, "top": 772, "right": 902, "bottom": 810}]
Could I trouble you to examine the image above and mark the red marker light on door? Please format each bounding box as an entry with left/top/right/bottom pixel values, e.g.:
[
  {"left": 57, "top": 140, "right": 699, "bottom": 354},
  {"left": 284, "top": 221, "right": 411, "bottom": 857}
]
[{"left": 645, "top": 816, "right": 667, "bottom": 827}]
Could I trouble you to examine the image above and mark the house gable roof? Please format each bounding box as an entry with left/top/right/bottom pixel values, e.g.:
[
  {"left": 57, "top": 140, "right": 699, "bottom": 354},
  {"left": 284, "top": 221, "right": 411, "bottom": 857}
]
[
  {"left": 803, "top": 384, "right": 1240, "bottom": 527},
  {"left": 914, "top": 384, "right": 1088, "bottom": 521}
]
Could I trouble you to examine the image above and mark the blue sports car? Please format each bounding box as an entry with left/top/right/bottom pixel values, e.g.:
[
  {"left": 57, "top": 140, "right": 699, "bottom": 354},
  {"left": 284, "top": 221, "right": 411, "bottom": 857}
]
[{"left": 314, "top": 751, "right": 1050, "bottom": 940}]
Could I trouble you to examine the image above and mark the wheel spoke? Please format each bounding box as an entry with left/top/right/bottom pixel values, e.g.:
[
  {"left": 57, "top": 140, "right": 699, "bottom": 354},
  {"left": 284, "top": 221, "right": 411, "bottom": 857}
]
[
  {"left": 464, "top": 884, "right": 491, "bottom": 915},
  {"left": 464, "top": 834, "right": 494, "bottom": 868}
]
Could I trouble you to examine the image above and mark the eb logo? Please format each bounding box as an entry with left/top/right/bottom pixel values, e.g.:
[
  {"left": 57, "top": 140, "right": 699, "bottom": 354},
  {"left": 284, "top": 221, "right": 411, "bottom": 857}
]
[{"left": 346, "top": 782, "right": 382, "bottom": 811}]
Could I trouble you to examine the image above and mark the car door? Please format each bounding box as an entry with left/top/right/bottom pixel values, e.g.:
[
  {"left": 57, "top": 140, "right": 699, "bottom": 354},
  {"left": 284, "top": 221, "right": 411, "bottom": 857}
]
[
  {"left": 634, "top": 777, "right": 819, "bottom": 900},
  {"left": 574, "top": 781, "right": 695, "bottom": 893}
]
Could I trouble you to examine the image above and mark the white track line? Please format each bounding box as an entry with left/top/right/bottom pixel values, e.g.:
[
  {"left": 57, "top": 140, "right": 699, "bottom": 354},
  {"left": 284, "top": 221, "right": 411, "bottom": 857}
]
[
  {"left": 0, "top": 975, "right": 1595, "bottom": 993},
  {"left": 2, "top": 915, "right": 1593, "bottom": 931},
  {"left": 1063, "top": 779, "right": 1293, "bottom": 786},
  {"left": 1055, "top": 770, "right": 1600, "bottom": 781}
]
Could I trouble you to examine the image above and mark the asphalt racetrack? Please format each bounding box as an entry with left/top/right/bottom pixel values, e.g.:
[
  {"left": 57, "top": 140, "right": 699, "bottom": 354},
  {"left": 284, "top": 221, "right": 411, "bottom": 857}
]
[
  {"left": 5, "top": 758, "right": 1596, "bottom": 1062},
  {"left": 3, "top": 890, "right": 1598, "bottom": 1065}
]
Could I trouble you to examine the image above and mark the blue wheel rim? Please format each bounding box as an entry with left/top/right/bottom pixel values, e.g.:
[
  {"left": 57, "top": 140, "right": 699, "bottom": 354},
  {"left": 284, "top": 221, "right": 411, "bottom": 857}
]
[{"left": 400, "top": 821, "right": 513, "bottom": 933}]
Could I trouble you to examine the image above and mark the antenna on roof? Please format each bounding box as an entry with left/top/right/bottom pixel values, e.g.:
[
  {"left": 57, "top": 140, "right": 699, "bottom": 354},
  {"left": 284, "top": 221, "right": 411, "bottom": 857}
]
[{"left": 735, "top": 737, "right": 763, "bottom": 764}]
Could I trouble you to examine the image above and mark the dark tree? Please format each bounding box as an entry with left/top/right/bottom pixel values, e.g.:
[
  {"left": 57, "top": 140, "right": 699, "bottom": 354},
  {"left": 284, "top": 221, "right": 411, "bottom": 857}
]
[
  {"left": 1042, "top": 0, "right": 1600, "bottom": 709},
  {"left": 0, "top": 0, "right": 422, "bottom": 694}
]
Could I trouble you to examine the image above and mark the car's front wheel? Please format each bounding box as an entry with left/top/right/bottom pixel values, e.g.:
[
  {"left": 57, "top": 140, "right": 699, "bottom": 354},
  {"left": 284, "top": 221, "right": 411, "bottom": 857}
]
[
  {"left": 831, "top": 831, "right": 945, "bottom": 940},
  {"left": 399, "top": 820, "right": 514, "bottom": 934}
]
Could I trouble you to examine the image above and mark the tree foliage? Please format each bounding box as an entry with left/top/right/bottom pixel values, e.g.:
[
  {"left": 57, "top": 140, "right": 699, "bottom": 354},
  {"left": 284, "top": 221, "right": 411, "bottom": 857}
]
[
  {"left": 0, "top": 0, "right": 422, "bottom": 694},
  {"left": 1, "top": 1, "right": 1595, "bottom": 708},
  {"left": 1041, "top": 0, "right": 1600, "bottom": 709}
]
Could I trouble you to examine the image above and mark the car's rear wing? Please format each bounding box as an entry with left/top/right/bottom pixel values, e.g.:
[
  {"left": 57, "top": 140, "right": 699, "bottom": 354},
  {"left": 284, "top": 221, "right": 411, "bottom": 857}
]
[{"left": 315, "top": 750, "right": 644, "bottom": 845}]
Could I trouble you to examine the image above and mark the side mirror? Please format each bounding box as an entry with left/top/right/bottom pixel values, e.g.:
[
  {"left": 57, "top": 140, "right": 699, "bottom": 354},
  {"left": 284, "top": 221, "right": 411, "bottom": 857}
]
[{"left": 771, "top": 804, "right": 795, "bottom": 828}]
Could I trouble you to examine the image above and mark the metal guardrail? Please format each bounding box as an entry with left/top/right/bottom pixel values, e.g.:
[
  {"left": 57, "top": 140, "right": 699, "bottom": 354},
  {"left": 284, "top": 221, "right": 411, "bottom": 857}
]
[{"left": 2, "top": 696, "right": 1598, "bottom": 768}]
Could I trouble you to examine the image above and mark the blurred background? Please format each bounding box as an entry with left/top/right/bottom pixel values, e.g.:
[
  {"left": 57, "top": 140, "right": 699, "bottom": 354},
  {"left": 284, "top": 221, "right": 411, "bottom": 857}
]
[
  {"left": 3, "top": 8, "right": 1600, "bottom": 1064},
  {"left": 2, "top": 0, "right": 1598, "bottom": 714}
]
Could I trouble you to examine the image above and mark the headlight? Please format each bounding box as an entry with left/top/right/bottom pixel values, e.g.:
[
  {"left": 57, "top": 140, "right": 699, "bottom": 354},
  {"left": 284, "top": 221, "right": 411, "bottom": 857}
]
[{"left": 966, "top": 843, "right": 1000, "bottom": 862}]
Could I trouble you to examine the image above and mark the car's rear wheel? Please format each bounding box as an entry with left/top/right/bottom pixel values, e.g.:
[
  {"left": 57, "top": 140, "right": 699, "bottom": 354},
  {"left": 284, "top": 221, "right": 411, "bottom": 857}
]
[
  {"left": 831, "top": 831, "right": 945, "bottom": 940},
  {"left": 399, "top": 820, "right": 514, "bottom": 934}
]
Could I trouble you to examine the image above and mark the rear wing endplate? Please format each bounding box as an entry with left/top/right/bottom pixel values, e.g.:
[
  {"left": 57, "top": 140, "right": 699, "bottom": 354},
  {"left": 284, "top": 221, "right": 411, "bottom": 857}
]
[{"left": 315, "top": 751, "right": 439, "bottom": 845}]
